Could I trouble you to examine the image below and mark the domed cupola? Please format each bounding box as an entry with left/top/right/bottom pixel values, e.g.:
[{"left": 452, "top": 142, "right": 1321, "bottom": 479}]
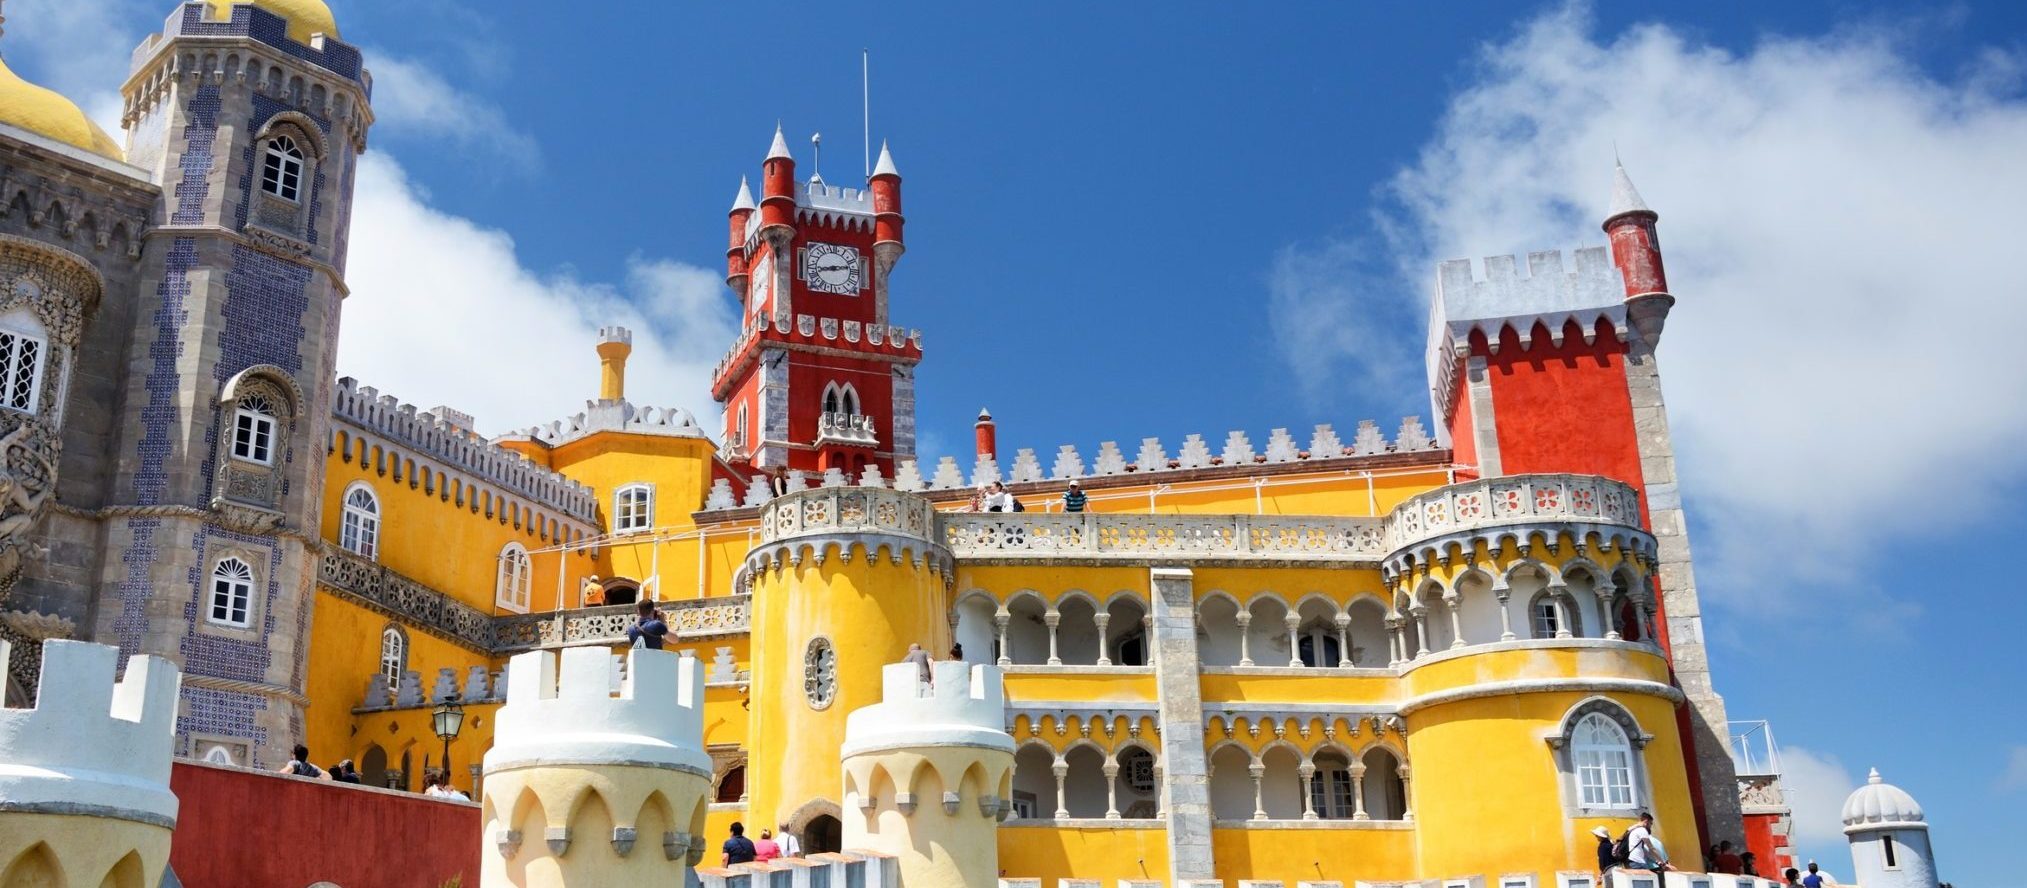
[
  {"left": 1841, "top": 767, "right": 1925, "bottom": 831},
  {"left": 0, "top": 58, "right": 123, "bottom": 161},
  {"left": 203, "top": 0, "right": 340, "bottom": 44}
]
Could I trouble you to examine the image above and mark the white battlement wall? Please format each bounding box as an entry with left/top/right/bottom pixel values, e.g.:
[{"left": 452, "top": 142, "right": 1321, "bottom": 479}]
[
  {"left": 843, "top": 661, "right": 1014, "bottom": 757},
  {"left": 0, "top": 640, "right": 181, "bottom": 826},
  {"left": 485, "top": 646, "right": 712, "bottom": 776}
]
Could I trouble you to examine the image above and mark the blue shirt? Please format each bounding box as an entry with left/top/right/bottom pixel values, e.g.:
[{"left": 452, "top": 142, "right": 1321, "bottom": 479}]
[{"left": 627, "top": 617, "right": 668, "bottom": 649}]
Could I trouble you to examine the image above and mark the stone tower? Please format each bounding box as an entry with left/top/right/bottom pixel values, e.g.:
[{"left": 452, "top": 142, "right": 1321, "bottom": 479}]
[
  {"left": 713, "top": 131, "right": 922, "bottom": 479},
  {"left": 0, "top": 639, "right": 182, "bottom": 888},
  {"left": 1842, "top": 768, "right": 1939, "bottom": 888},
  {"left": 76, "top": 0, "right": 370, "bottom": 768},
  {"left": 841, "top": 659, "right": 1015, "bottom": 888},
  {"left": 480, "top": 645, "right": 713, "bottom": 888}
]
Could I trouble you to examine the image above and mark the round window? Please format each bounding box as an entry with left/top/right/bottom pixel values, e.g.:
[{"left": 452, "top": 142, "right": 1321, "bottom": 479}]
[{"left": 804, "top": 636, "right": 837, "bottom": 710}]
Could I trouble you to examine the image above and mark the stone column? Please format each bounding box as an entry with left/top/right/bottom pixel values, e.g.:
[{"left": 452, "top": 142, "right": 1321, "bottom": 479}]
[
  {"left": 1248, "top": 762, "right": 1266, "bottom": 821},
  {"left": 1052, "top": 760, "right": 1069, "bottom": 818},
  {"left": 1299, "top": 762, "right": 1318, "bottom": 820},
  {"left": 1410, "top": 607, "right": 1430, "bottom": 657},
  {"left": 1350, "top": 761, "right": 1369, "bottom": 821},
  {"left": 1284, "top": 613, "right": 1302, "bottom": 667},
  {"left": 1235, "top": 611, "right": 1253, "bottom": 667},
  {"left": 1044, "top": 610, "right": 1062, "bottom": 666},
  {"left": 1103, "top": 762, "right": 1121, "bottom": 819},
  {"left": 1549, "top": 584, "right": 1574, "bottom": 639},
  {"left": 1444, "top": 592, "right": 1466, "bottom": 648},
  {"left": 1603, "top": 593, "right": 1623, "bottom": 641},
  {"left": 1494, "top": 583, "right": 1516, "bottom": 641},
  {"left": 1334, "top": 615, "right": 1352, "bottom": 669},
  {"left": 1397, "top": 763, "right": 1414, "bottom": 822},
  {"left": 1094, "top": 612, "right": 1112, "bottom": 666},
  {"left": 1149, "top": 567, "right": 1214, "bottom": 882}
]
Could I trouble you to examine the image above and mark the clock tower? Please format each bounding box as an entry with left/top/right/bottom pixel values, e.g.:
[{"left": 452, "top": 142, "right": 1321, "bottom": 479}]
[{"left": 712, "top": 128, "right": 921, "bottom": 480}]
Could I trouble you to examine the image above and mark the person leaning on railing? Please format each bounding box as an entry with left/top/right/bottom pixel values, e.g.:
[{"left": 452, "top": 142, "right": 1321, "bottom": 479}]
[
  {"left": 1063, "top": 480, "right": 1086, "bottom": 513},
  {"left": 627, "top": 598, "right": 668, "bottom": 650}
]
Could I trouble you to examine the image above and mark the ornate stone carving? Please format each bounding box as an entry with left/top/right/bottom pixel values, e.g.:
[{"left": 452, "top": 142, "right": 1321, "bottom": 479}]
[
  {"left": 804, "top": 636, "right": 836, "bottom": 710},
  {"left": 0, "top": 418, "right": 59, "bottom": 593}
]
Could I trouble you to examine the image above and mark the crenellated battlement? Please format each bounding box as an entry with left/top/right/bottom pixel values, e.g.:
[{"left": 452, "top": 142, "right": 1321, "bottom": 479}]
[
  {"left": 503, "top": 399, "right": 709, "bottom": 448},
  {"left": 0, "top": 640, "right": 182, "bottom": 827},
  {"left": 485, "top": 647, "right": 712, "bottom": 777},
  {"left": 842, "top": 661, "right": 1015, "bottom": 758},
  {"left": 1425, "top": 246, "right": 1630, "bottom": 422}
]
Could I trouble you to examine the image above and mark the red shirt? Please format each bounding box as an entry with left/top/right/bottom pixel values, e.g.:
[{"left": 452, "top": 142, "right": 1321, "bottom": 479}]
[{"left": 1714, "top": 852, "right": 1744, "bottom": 874}]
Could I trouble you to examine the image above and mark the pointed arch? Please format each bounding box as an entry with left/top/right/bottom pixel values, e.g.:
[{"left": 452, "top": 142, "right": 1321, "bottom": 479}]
[
  {"left": 1, "top": 842, "right": 62, "bottom": 886},
  {"left": 96, "top": 849, "right": 147, "bottom": 888}
]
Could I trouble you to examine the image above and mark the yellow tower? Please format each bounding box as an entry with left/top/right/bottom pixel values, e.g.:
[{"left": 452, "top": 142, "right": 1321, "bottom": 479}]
[
  {"left": 0, "top": 640, "right": 182, "bottom": 888},
  {"left": 596, "top": 326, "right": 632, "bottom": 401},
  {"left": 479, "top": 646, "right": 712, "bottom": 888},
  {"left": 743, "top": 486, "right": 955, "bottom": 838},
  {"left": 841, "top": 660, "right": 1015, "bottom": 888}
]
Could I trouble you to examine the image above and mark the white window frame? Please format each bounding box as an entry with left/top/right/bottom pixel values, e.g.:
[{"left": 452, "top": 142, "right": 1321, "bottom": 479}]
[
  {"left": 613, "top": 483, "right": 654, "bottom": 534},
  {"left": 379, "top": 625, "right": 406, "bottom": 686},
  {"left": 0, "top": 326, "right": 47, "bottom": 415},
  {"left": 261, "top": 135, "right": 305, "bottom": 202},
  {"left": 231, "top": 392, "right": 280, "bottom": 465},
  {"left": 1531, "top": 597, "right": 1562, "bottom": 639},
  {"left": 820, "top": 381, "right": 860, "bottom": 416},
  {"left": 496, "top": 542, "right": 532, "bottom": 612},
  {"left": 207, "top": 556, "right": 255, "bottom": 628},
  {"left": 1309, "top": 762, "right": 1356, "bottom": 819},
  {"left": 1572, "top": 712, "right": 1638, "bottom": 810},
  {"left": 339, "top": 482, "right": 380, "bottom": 559}
]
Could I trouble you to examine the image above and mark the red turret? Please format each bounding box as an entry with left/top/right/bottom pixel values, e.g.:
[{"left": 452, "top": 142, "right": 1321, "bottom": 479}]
[
  {"left": 974, "top": 408, "right": 996, "bottom": 462},
  {"left": 870, "top": 141, "right": 905, "bottom": 250},
  {"left": 726, "top": 177, "right": 755, "bottom": 291},
  {"left": 1603, "top": 161, "right": 1674, "bottom": 343},
  {"left": 760, "top": 125, "right": 797, "bottom": 236}
]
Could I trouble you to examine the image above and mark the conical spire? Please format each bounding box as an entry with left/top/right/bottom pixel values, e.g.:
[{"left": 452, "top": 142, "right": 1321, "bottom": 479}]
[
  {"left": 731, "top": 176, "right": 755, "bottom": 212},
  {"left": 1607, "top": 160, "right": 1651, "bottom": 219},
  {"left": 766, "top": 123, "right": 793, "bottom": 161},
  {"left": 872, "top": 140, "right": 899, "bottom": 178}
]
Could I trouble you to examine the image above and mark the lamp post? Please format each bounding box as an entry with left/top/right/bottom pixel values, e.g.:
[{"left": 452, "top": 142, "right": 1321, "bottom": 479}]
[{"left": 432, "top": 694, "right": 465, "bottom": 787}]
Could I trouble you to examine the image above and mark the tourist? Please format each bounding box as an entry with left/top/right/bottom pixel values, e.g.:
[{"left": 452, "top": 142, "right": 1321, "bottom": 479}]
[
  {"left": 627, "top": 598, "right": 668, "bottom": 650},
  {"left": 754, "top": 828, "right": 781, "bottom": 862},
  {"left": 723, "top": 821, "right": 758, "bottom": 867},
  {"left": 277, "top": 744, "right": 333, "bottom": 781},
  {"left": 330, "top": 759, "right": 362, "bottom": 784},
  {"left": 1713, "top": 840, "right": 1743, "bottom": 874},
  {"left": 949, "top": 642, "right": 964, "bottom": 661},
  {"left": 983, "top": 481, "right": 1015, "bottom": 512},
  {"left": 1626, "top": 811, "right": 1671, "bottom": 872},
  {"left": 1800, "top": 862, "right": 1827, "bottom": 888},
  {"left": 968, "top": 485, "right": 988, "bottom": 512},
  {"left": 426, "top": 772, "right": 470, "bottom": 801},
  {"left": 1592, "top": 825, "right": 1616, "bottom": 883},
  {"left": 1063, "top": 480, "right": 1087, "bottom": 513},
  {"left": 776, "top": 823, "right": 802, "bottom": 858},
  {"left": 581, "top": 574, "right": 605, "bottom": 607},
  {"left": 903, "top": 642, "right": 934, "bottom": 693},
  {"left": 1739, "top": 851, "right": 1759, "bottom": 877},
  {"left": 1784, "top": 867, "right": 1803, "bottom": 886}
]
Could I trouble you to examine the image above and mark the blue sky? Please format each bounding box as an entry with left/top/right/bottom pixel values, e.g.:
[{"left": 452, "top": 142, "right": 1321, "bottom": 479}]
[{"left": 11, "top": 0, "right": 2027, "bottom": 881}]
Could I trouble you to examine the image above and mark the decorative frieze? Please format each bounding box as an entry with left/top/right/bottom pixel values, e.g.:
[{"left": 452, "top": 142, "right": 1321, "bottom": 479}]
[
  {"left": 493, "top": 597, "right": 751, "bottom": 655},
  {"left": 319, "top": 548, "right": 494, "bottom": 651}
]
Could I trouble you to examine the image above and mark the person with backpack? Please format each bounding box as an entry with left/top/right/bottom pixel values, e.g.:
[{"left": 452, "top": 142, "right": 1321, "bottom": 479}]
[
  {"left": 276, "top": 744, "right": 333, "bottom": 781},
  {"left": 722, "top": 821, "right": 758, "bottom": 867},
  {"left": 626, "top": 598, "right": 668, "bottom": 650},
  {"left": 1624, "top": 811, "right": 1673, "bottom": 872}
]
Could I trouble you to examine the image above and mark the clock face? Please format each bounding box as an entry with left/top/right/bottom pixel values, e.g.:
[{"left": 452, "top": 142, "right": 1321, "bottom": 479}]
[{"left": 802, "top": 242, "right": 863, "bottom": 295}]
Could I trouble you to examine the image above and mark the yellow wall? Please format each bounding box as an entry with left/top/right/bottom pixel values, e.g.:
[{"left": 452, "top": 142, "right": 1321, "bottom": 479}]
[
  {"left": 302, "top": 589, "right": 492, "bottom": 773},
  {"left": 542, "top": 432, "right": 751, "bottom": 603},
  {"left": 996, "top": 825, "right": 1170, "bottom": 886},
  {"left": 1212, "top": 825, "right": 1415, "bottom": 884}
]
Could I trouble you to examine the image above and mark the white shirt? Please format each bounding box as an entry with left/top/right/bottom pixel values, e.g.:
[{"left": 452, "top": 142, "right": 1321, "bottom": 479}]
[
  {"left": 778, "top": 832, "right": 802, "bottom": 857},
  {"left": 982, "top": 491, "right": 1015, "bottom": 512},
  {"left": 1628, "top": 825, "right": 1660, "bottom": 865}
]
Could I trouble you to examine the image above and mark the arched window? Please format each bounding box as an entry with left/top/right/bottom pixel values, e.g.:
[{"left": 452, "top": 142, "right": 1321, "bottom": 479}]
[
  {"left": 735, "top": 403, "right": 749, "bottom": 448},
  {"left": 821, "top": 382, "right": 859, "bottom": 416},
  {"left": 1310, "top": 750, "right": 1356, "bottom": 819},
  {"left": 339, "top": 484, "right": 379, "bottom": 558},
  {"left": 613, "top": 483, "right": 653, "bottom": 533},
  {"left": 207, "top": 556, "right": 255, "bottom": 627},
  {"left": 261, "top": 135, "right": 305, "bottom": 201},
  {"left": 716, "top": 764, "right": 747, "bottom": 803},
  {"left": 232, "top": 392, "right": 279, "bottom": 465},
  {"left": 0, "top": 323, "right": 47, "bottom": 415},
  {"left": 496, "top": 543, "right": 532, "bottom": 612},
  {"left": 379, "top": 625, "right": 407, "bottom": 686},
  {"left": 1571, "top": 712, "right": 1638, "bottom": 810}
]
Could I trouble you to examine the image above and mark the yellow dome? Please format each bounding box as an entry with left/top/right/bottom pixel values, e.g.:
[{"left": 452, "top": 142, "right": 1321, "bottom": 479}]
[
  {"left": 205, "top": 0, "right": 340, "bottom": 44},
  {"left": 0, "top": 58, "right": 123, "bottom": 161}
]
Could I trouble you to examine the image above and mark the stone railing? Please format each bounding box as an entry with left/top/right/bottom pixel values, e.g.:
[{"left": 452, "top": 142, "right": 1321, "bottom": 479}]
[
  {"left": 492, "top": 596, "right": 751, "bottom": 655},
  {"left": 757, "top": 486, "right": 937, "bottom": 545},
  {"left": 943, "top": 513, "right": 1390, "bottom": 563},
  {"left": 319, "top": 549, "right": 495, "bottom": 651},
  {"left": 1384, "top": 473, "right": 1644, "bottom": 549},
  {"left": 815, "top": 411, "right": 879, "bottom": 447}
]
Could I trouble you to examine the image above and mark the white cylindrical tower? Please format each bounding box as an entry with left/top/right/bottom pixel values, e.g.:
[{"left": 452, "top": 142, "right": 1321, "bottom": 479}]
[
  {"left": 1842, "top": 767, "right": 1937, "bottom": 888},
  {"left": 841, "top": 660, "right": 1015, "bottom": 888},
  {"left": 480, "top": 646, "right": 714, "bottom": 888}
]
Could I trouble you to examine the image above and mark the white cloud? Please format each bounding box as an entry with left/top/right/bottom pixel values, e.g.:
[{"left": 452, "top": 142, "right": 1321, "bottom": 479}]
[
  {"left": 363, "top": 52, "right": 541, "bottom": 174},
  {"left": 338, "top": 153, "right": 735, "bottom": 435},
  {"left": 1277, "top": 4, "right": 2027, "bottom": 615},
  {"left": 1778, "top": 746, "right": 1858, "bottom": 872},
  {"left": 2003, "top": 745, "right": 2027, "bottom": 792},
  {"left": 5, "top": 0, "right": 148, "bottom": 136}
]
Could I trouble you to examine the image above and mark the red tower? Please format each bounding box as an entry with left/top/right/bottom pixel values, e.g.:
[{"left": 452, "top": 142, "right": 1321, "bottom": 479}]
[{"left": 711, "top": 131, "right": 922, "bottom": 480}]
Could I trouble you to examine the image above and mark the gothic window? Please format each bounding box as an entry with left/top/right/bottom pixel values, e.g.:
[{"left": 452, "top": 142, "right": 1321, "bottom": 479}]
[
  {"left": 379, "top": 625, "right": 407, "bottom": 686},
  {"left": 804, "top": 636, "right": 837, "bottom": 710},
  {"left": 736, "top": 403, "right": 749, "bottom": 448},
  {"left": 496, "top": 542, "right": 532, "bottom": 612},
  {"left": 614, "top": 483, "right": 653, "bottom": 533},
  {"left": 1296, "top": 621, "right": 1342, "bottom": 667},
  {"left": 1310, "top": 750, "right": 1357, "bottom": 819},
  {"left": 207, "top": 557, "right": 255, "bottom": 628},
  {"left": 1532, "top": 597, "right": 1562, "bottom": 639},
  {"left": 1571, "top": 712, "right": 1638, "bottom": 810},
  {"left": 232, "top": 392, "right": 279, "bottom": 464},
  {"left": 716, "top": 765, "right": 747, "bottom": 803},
  {"left": 261, "top": 135, "right": 305, "bottom": 202},
  {"left": 0, "top": 327, "right": 46, "bottom": 415},
  {"left": 821, "top": 382, "right": 859, "bottom": 416},
  {"left": 339, "top": 484, "right": 379, "bottom": 559}
]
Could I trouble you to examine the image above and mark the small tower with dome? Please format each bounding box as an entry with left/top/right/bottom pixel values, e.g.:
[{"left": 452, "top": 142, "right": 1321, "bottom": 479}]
[{"left": 1842, "top": 768, "right": 1938, "bottom": 888}]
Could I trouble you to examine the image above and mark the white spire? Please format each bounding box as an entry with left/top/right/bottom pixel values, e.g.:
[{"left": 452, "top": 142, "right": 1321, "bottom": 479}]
[
  {"left": 1607, "top": 160, "right": 1651, "bottom": 219},
  {"left": 873, "top": 140, "right": 899, "bottom": 178},
  {"left": 730, "top": 176, "right": 755, "bottom": 212},
  {"left": 766, "top": 123, "right": 793, "bottom": 161}
]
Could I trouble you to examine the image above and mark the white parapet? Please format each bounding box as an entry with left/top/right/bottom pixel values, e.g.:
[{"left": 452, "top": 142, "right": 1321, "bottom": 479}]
[
  {"left": 0, "top": 640, "right": 181, "bottom": 827},
  {"left": 484, "top": 646, "right": 712, "bottom": 776},
  {"left": 841, "top": 661, "right": 1015, "bottom": 757}
]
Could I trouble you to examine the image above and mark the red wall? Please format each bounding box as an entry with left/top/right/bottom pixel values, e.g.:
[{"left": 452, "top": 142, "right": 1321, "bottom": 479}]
[
  {"left": 1483, "top": 320, "right": 1642, "bottom": 487},
  {"left": 169, "top": 760, "right": 480, "bottom": 887},
  {"left": 1741, "top": 811, "right": 1794, "bottom": 878}
]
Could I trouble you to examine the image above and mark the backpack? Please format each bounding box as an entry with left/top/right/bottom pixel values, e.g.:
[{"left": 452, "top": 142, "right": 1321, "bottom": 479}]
[
  {"left": 1612, "top": 830, "right": 1632, "bottom": 865},
  {"left": 288, "top": 760, "right": 322, "bottom": 778},
  {"left": 1011, "top": 498, "right": 1025, "bottom": 512}
]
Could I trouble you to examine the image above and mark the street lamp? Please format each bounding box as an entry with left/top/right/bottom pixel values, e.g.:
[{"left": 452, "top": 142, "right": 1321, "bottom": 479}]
[{"left": 432, "top": 694, "right": 465, "bottom": 785}]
